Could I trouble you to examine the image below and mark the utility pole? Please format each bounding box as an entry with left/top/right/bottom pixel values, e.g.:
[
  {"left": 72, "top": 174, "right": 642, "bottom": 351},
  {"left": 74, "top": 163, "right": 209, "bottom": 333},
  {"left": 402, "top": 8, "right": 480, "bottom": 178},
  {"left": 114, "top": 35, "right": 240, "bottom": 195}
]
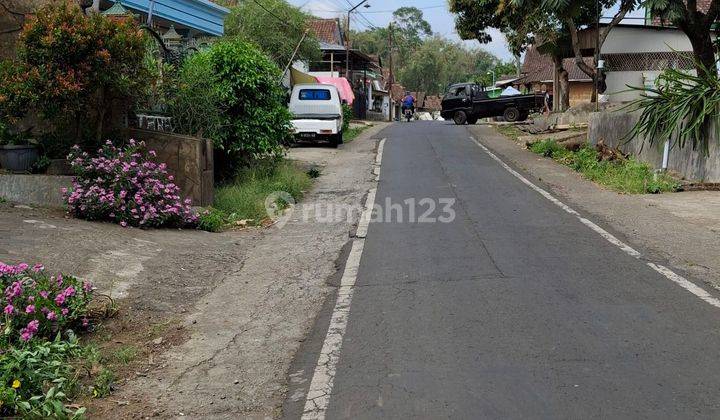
[
  {"left": 345, "top": 0, "right": 370, "bottom": 80},
  {"left": 388, "top": 22, "right": 394, "bottom": 122}
]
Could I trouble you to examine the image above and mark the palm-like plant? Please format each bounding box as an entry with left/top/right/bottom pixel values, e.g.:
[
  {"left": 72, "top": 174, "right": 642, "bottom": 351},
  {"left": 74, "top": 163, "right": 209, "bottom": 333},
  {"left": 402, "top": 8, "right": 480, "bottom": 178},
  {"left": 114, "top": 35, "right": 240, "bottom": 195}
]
[{"left": 625, "top": 57, "right": 720, "bottom": 155}]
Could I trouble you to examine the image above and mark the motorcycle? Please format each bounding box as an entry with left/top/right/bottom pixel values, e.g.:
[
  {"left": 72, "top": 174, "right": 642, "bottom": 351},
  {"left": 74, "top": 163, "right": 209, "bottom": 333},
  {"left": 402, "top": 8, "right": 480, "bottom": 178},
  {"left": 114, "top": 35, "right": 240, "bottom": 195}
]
[{"left": 404, "top": 108, "right": 413, "bottom": 122}]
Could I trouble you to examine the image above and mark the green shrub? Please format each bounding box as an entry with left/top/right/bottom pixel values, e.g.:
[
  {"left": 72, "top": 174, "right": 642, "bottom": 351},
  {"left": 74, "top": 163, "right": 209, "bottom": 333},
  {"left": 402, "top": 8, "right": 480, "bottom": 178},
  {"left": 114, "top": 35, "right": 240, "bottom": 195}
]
[
  {"left": 0, "top": 263, "right": 93, "bottom": 347},
  {"left": 2, "top": 2, "right": 148, "bottom": 148},
  {"left": 529, "top": 140, "right": 680, "bottom": 194},
  {"left": 168, "top": 52, "right": 224, "bottom": 140},
  {"left": 198, "top": 208, "right": 229, "bottom": 232},
  {"left": 179, "top": 39, "right": 292, "bottom": 179},
  {"left": 342, "top": 103, "right": 353, "bottom": 132},
  {"left": 0, "top": 335, "right": 87, "bottom": 418},
  {"left": 91, "top": 368, "right": 115, "bottom": 398},
  {"left": 625, "top": 57, "right": 720, "bottom": 155}
]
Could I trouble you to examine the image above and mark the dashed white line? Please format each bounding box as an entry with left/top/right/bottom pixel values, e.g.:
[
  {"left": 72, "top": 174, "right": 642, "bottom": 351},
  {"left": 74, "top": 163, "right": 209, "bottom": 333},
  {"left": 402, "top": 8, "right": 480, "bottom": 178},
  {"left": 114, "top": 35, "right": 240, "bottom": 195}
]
[
  {"left": 301, "top": 138, "right": 384, "bottom": 419},
  {"left": 470, "top": 135, "right": 719, "bottom": 310}
]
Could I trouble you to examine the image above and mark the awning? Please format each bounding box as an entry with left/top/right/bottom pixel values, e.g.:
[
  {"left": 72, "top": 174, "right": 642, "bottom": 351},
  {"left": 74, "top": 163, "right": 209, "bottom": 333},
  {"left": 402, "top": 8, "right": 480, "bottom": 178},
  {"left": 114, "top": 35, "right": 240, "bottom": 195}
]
[
  {"left": 290, "top": 67, "right": 318, "bottom": 85},
  {"left": 315, "top": 76, "right": 355, "bottom": 105},
  {"left": 119, "top": 0, "right": 229, "bottom": 36}
]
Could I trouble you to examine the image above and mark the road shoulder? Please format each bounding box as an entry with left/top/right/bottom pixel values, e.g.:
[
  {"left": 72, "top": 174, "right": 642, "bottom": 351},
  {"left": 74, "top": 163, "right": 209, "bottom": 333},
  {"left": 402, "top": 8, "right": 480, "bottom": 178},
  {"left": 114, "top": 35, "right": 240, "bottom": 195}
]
[
  {"left": 470, "top": 124, "right": 720, "bottom": 290},
  {"left": 102, "top": 123, "right": 388, "bottom": 418}
]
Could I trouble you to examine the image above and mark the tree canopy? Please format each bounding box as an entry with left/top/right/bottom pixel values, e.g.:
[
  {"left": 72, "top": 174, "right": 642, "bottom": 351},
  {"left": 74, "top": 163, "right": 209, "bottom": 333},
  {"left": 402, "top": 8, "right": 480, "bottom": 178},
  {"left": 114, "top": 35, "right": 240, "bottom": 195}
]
[
  {"left": 351, "top": 7, "right": 505, "bottom": 95},
  {"left": 223, "top": 0, "right": 321, "bottom": 68}
]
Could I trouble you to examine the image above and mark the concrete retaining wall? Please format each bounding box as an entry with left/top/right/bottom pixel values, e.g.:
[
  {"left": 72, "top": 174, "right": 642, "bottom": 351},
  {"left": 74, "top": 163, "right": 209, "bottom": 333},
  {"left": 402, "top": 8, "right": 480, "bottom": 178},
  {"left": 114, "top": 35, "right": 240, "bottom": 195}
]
[
  {"left": 0, "top": 174, "right": 71, "bottom": 207},
  {"left": 127, "top": 129, "right": 214, "bottom": 207},
  {"left": 588, "top": 110, "right": 720, "bottom": 182}
]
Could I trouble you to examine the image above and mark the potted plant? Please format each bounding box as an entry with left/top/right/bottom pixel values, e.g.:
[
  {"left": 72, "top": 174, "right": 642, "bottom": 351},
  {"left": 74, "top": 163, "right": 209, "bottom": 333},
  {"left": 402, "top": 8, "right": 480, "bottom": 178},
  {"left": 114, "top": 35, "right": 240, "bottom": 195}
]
[{"left": 0, "top": 122, "right": 39, "bottom": 173}]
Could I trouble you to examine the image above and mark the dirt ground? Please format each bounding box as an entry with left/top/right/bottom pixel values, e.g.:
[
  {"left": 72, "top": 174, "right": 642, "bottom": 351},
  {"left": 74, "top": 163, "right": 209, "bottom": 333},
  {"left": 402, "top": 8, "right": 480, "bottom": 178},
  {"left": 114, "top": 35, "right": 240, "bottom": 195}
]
[{"left": 0, "top": 123, "right": 387, "bottom": 419}]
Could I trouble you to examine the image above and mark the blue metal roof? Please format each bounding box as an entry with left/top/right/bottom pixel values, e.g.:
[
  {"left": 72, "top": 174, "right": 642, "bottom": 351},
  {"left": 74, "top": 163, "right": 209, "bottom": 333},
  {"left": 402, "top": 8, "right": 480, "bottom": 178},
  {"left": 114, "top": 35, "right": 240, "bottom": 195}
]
[{"left": 120, "top": 0, "right": 229, "bottom": 36}]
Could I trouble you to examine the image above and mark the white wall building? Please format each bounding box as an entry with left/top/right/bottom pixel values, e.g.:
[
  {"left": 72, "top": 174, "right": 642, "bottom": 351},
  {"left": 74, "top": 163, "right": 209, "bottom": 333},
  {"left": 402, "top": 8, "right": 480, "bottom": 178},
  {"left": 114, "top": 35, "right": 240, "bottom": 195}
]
[{"left": 596, "top": 24, "right": 715, "bottom": 102}]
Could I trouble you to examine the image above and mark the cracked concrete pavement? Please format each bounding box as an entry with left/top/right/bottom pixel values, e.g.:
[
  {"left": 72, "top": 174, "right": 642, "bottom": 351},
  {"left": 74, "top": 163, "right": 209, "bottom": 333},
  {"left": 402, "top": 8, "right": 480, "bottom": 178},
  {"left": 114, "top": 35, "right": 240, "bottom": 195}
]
[{"left": 106, "top": 124, "right": 388, "bottom": 418}]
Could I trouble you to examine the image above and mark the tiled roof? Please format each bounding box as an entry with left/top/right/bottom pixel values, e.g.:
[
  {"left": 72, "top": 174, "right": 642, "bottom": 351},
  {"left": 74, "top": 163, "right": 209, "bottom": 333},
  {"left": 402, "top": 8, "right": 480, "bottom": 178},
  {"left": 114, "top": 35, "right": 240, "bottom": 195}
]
[
  {"left": 423, "top": 95, "right": 442, "bottom": 111},
  {"left": 390, "top": 84, "right": 406, "bottom": 102},
  {"left": 521, "top": 46, "right": 593, "bottom": 83},
  {"left": 308, "top": 18, "right": 344, "bottom": 46}
]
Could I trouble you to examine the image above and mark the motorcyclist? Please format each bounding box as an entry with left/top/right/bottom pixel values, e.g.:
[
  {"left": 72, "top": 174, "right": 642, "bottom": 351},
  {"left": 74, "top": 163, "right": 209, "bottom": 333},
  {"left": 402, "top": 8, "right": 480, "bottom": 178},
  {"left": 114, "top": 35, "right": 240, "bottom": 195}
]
[{"left": 401, "top": 92, "right": 416, "bottom": 117}]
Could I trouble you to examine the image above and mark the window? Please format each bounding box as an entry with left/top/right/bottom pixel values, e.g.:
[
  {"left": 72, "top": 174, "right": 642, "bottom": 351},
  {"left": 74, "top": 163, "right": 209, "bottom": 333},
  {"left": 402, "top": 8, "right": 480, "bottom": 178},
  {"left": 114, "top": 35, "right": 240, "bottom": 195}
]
[
  {"left": 456, "top": 87, "right": 467, "bottom": 98},
  {"left": 299, "top": 89, "right": 332, "bottom": 100}
]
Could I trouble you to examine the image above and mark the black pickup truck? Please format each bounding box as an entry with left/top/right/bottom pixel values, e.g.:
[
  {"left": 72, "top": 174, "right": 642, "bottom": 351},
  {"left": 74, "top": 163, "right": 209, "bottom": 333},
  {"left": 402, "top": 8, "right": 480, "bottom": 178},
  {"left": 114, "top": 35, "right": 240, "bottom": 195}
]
[{"left": 440, "top": 83, "right": 546, "bottom": 125}]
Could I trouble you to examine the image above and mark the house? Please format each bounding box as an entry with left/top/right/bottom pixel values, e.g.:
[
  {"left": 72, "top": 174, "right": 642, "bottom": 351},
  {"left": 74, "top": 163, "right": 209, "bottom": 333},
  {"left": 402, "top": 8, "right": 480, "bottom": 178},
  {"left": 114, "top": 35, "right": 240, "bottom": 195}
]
[
  {"left": 519, "top": 46, "right": 594, "bottom": 107},
  {"left": 578, "top": 24, "right": 714, "bottom": 102},
  {"left": 292, "top": 18, "right": 391, "bottom": 120},
  {"left": 0, "top": 0, "right": 229, "bottom": 60}
]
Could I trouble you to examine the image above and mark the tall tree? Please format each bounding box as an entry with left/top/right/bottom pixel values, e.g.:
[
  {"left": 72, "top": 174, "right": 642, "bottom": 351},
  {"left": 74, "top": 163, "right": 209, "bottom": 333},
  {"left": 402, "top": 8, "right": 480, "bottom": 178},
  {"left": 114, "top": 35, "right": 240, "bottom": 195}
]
[
  {"left": 224, "top": 0, "right": 321, "bottom": 68},
  {"left": 392, "top": 6, "right": 433, "bottom": 46},
  {"left": 644, "top": 0, "right": 720, "bottom": 74},
  {"left": 398, "top": 36, "right": 500, "bottom": 95}
]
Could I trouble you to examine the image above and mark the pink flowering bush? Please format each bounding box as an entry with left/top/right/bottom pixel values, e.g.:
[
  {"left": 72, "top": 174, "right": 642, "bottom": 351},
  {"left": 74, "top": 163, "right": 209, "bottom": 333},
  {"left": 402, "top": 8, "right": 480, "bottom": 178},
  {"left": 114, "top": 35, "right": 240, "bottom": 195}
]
[
  {"left": 64, "top": 140, "right": 198, "bottom": 228},
  {"left": 0, "top": 262, "right": 93, "bottom": 346}
]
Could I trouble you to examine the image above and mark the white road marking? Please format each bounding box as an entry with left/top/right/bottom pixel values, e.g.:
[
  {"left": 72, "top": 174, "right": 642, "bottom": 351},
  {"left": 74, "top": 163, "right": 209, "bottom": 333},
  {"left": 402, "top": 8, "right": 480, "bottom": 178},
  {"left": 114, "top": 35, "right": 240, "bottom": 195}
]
[
  {"left": 470, "top": 135, "right": 720, "bottom": 309},
  {"left": 302, "top": 138, "right": 384, "bottom": 419},
  {"left": 376, "top": 138, "right": 385, "bottom": 166},
  {"left": 355, "top": 188, "right": 376, "bottom": 239},
  {"left": 647, "top": 263, "right": 720, "bottom": 308}
]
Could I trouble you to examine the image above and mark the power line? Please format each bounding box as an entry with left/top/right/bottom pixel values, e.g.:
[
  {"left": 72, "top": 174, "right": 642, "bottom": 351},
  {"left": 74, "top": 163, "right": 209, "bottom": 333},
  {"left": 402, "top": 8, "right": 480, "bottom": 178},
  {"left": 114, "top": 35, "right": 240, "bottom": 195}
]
[
  {"left": 303, "top": 4, "right": 447, "bottom": 14},
  {"left": 250, "top": 0, "right": 296, "bottom": 30}
]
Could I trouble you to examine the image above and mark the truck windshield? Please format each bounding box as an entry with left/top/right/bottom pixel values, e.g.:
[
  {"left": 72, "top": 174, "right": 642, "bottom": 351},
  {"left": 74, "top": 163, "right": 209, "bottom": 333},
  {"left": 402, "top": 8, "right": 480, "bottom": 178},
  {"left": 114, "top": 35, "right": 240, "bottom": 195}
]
[{"left": 299, "top": 89, "right": 332, "bottom": 100}]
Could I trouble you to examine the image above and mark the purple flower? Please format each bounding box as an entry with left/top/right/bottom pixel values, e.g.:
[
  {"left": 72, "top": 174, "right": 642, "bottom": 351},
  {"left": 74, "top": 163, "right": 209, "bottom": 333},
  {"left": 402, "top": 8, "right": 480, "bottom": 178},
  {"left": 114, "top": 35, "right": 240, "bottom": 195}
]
[
  {"left": 4, "top": 304, "right": 14, "bottom": 314},
  {"left": 46, "top": 311, "right": 57, "bottom": 320},
  {"left": 19, "top": 319, "right": 39, "bottom": 341},
  {"left": 25, "top": 305, "right": 35, "bottom": 314},
  {"left": 54, "top": 293, "right": 66, "bottom": 306}
]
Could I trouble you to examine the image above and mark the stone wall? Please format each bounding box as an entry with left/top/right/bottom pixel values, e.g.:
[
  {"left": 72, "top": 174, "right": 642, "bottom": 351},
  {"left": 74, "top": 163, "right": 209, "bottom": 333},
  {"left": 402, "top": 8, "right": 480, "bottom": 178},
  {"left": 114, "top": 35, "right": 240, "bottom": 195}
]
[
  {"left": 127, "top": 129, "right": 214, "bottom": 206},
  {"left": 588, "top": 110, "right": 720, "bottom": 182},
  {"left": 0, "top": 174, "right": 71, "bottom": 207}
]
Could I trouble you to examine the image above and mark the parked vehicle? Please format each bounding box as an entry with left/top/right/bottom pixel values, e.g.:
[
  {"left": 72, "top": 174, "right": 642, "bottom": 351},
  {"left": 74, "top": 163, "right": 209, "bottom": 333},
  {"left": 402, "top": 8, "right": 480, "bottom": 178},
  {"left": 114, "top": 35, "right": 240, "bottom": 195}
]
[
  {"left": 289, "top": 83, "right": 344, "bottom": 147},
  {"left": 440, "top": 83, "right": 545, "bottom": 124}
]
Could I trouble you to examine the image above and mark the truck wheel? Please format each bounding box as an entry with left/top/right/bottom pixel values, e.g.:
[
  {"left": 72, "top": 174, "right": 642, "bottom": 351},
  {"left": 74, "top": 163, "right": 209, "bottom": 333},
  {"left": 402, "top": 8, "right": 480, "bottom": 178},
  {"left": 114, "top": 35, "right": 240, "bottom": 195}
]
[
  {"left": 467, "top": 117, "right": 478, "bottom": 125},
  {"left": 503, "top": 107, "right": 520, "bottom": 122},
  {"left": 332, "top": 131, "right": 343, "bottom": 148},
  {"left": 453, "top": 111, "right": 467, "bottom": 125}
]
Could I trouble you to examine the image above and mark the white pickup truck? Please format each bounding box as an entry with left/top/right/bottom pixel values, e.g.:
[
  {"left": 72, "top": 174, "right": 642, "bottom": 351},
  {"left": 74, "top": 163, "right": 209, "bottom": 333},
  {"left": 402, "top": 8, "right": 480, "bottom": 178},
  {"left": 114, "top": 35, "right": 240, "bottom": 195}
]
[{"left": 289, "top": 83, "right": 344, "bottom": 148}]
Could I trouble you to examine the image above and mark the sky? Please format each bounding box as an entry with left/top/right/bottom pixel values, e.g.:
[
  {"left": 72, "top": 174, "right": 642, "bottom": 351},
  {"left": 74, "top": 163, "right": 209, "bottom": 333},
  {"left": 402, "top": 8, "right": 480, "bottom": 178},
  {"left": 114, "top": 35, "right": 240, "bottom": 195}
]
[{"left": 288, "top": 0, "right": 648, "bottom": 62}]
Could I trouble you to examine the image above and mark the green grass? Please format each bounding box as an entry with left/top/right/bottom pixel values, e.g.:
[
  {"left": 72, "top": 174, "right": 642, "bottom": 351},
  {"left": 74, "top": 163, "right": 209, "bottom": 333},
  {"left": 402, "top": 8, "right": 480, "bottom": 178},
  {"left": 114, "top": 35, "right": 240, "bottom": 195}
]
[
  {"left": 529, "top": 139, "right": 680, "bottom": 194},
  {"left": 112, "top": 346, "right": 137, "bottom": 365},
  {"left": 199, "top": 159, "right": 312, "bottom": 231},
  {"left": 496, "top": 125, "right": 524, "bottom": 142},
  {"left": 344, "top": 125, "right": 370, "bottom": 143}
]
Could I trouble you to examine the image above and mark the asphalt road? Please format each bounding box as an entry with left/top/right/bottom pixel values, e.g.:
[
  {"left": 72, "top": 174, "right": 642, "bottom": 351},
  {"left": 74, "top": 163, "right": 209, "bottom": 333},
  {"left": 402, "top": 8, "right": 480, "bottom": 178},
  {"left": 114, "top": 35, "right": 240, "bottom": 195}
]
[{"left": 288, "top": 121, "right": 720, "bottom": 419}]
